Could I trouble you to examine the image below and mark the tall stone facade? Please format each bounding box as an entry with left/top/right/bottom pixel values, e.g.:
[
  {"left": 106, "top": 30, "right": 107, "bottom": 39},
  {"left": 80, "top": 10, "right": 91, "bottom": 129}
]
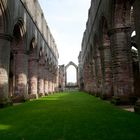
[
  {"left": 78, "top": 0, "right": 140, "bottom": 104},
  {"left": 0, "top": 0, "right": 59, "bottom": 106}
]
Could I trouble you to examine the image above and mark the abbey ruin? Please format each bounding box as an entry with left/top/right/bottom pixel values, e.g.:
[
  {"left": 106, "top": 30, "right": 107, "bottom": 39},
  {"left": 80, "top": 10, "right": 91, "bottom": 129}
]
[
  {"left": 0, "top": 0, "right": 59, "bottom": 106},
  {"left": 78, "top": 0, "right": 140, "bottom": 105},
  {"left": 0, "top": 0, "right": 140, "bottom": 108}
]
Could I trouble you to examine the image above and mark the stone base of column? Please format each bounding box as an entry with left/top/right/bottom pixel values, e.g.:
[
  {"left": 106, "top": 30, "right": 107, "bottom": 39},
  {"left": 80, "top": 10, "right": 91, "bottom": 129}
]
[
  {"left": 29, "top": 94, "right": 38, "bottom": 99},
  {"left": 94, "top": 92, "right": 100, "bottom": 97},
  {"left": 111, "top": 95, "right": 137, "bottom": 105},
  {"left": 100, "top": 93, "right": 112, "bottom": 100},
  {"left": 38, "top": 93, "right": 44, "bottom": 97},
  {"left": 44, "top": 93, "right": 49, "bottom": 96},
  {"left": 0, "top": 98, "right": 13, "bottom": 108},
  {"left": 12, "top": 95, "right": 29, "bottom": 103},
  {"left": 134, "top": 99, "right": 140, "bottom": 114}
]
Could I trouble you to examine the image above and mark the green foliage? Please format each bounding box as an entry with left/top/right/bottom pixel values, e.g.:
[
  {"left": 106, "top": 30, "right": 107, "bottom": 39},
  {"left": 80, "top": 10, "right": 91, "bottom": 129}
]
[{"left": 0, "top": 92, "right": 140, "bottom": 140}]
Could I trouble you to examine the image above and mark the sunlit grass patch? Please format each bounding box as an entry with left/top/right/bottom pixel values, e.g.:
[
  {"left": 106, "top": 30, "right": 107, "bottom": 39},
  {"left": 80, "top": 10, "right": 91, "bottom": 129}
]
[
  {"left": 0, "top": 91, "right": 140, "bottom": 140},
  {"left": 0, "top": 124, "right": 11, "bottom": 130}
]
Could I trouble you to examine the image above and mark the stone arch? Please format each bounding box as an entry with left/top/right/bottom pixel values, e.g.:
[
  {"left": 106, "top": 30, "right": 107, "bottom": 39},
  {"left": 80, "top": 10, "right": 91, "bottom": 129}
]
[
  {"left": 0, "top": 0, "right": 10, "bottom": 33},
  {"left": 12, "top": 19, "right": 25, "bottom": 48},
  {"left": 10, "top": 19, "right": 28, "bottom": 102},
  {"left": 65, "top": 61, "right": 78, "bottom": 87}
]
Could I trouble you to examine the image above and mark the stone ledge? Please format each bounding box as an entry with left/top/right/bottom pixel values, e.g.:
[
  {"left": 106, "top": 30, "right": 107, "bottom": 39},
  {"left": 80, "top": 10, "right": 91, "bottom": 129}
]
[
  {"left": 134, "top": 99, "right": 140, "bottom": 114},
  {"left": 0, "top": 99, "right": 13, "bottom": 108}
]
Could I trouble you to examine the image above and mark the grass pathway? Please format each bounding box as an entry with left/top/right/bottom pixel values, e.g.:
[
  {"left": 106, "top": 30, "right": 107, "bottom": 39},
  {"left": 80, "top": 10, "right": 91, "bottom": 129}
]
[{"left": 0, "top": 91, "right": 140, "bottom": 140}]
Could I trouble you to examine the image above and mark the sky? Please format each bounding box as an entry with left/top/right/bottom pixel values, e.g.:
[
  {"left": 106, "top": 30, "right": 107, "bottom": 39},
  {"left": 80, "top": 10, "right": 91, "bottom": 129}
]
[{"left": 38, "top": 0, "right": 91, "bottom": 82}]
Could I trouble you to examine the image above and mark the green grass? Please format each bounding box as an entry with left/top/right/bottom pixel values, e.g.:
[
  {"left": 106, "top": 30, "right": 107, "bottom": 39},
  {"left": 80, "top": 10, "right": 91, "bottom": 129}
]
[{"left": 0, "top": 91, "right": 140, "bottom": 140}]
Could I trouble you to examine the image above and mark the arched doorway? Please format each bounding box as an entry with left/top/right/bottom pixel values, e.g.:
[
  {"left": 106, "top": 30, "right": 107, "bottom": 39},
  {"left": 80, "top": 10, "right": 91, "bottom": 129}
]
[
  {"left": 10, "top": 19, "right": 28, "bottom": 102},
  {"left": 65, "top": 61, "right": 78, "bottom": 89}
]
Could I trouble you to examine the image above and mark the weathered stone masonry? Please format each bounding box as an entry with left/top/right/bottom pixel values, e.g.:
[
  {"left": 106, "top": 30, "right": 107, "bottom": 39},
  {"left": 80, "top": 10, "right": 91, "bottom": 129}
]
[
  {"left": 78, "top": 0, "right": 140, "bottom": 104},
  {"left": 59, "top": 61, "right": 78, "bottom": 91},
  {"left": 0, "top": 0, "right": 59, "bottom": 106}
]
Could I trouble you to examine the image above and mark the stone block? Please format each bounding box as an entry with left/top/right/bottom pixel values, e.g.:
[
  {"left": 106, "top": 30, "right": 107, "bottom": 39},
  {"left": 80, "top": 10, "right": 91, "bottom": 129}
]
[{"left": 134, "top": 99, "right": 140, "bottom": 114}]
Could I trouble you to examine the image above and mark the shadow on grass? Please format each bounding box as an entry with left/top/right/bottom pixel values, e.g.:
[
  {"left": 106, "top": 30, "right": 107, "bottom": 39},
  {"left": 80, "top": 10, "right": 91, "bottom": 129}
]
[{"left": 0, "top": 92, "right": 140, "bottom": 140}]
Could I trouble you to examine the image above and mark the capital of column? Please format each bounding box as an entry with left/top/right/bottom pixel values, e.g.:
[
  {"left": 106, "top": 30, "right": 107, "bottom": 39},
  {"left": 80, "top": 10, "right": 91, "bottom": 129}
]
[
  {"left": 0, "top": 33, "right": 13, "bottom": 41},
  {"left": 13, "top": 49, "right": 29, "bottom": 55},
  {"left": 38, "top": 59, "right": 45, "bottom": 66},
  {"left": 29, "top": 57, "right": 38, "bottom": 62},
  {"left": 108, "top": 26, "right": 131, "bottom": 36}
]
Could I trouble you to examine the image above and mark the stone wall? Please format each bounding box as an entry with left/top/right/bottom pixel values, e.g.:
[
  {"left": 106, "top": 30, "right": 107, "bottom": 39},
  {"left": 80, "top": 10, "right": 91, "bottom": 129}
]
[
  {"left": 79, "top": 0, "right": 140, "bottom": 104},
  {"left": 0, "top": 0, "right": 59, "bottom": 106}
]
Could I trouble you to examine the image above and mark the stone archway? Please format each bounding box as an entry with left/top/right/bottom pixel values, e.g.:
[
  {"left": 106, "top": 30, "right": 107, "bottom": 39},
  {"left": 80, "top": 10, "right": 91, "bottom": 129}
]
[
  {"left": 65, "top": 61, "right": 78, "bottom": 88},
  {"left": 11, "top": 19, "right": 28, "bottom": 102}
]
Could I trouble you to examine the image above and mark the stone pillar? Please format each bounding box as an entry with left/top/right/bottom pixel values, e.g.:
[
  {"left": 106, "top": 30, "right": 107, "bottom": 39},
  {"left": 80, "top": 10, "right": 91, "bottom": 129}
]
[
  {"left": 76, "top": 67, "right": 78, "bottom": 86},
  {"left": 102, "top": 42, "right": 113, "bottom": 99},
  {"left": 89, "top": 61, "right": 96, "bottom": 94},
  {"left": 50, "top": 72, "right": 53, "bottom": 93},
  {"left": 55, "top": 67, "right": 59, "bottom": 92},
  {"left": 0, "top": 33, "right": 11, "bottom": 106},
  {"left": 47, "top": 70, "right": 51, "bottom": 94},
  {"left": 28, "top": 58, "right": 38, "bottom": 99},
  {"left": 14, "top": 50, "right": 28, "bottom": 102},
  {"left": 95, "top": 51, "right": 102, "bottom": 96},
  {"left": 38, "top": 64, "right": 45, "bottom": 96},
  {"left": 44, "top": 79, "right": 48, "bottom": 95},
  {"left": 109, "top": 27, "right": 134, "bottom": 103},
  {"left": 92, "top": 58, "right": 98, "bottom": 94},
  {"left": 52, "top": 73, "right": 55, "bottom": 93},
  {"left": 44, "top": 67, "right": 49, "bottom": 95},
  {"left": 87, "top": 62, "right": 94, "bottom": 93},
  {"left": 83, "top": 62, "right": 89, "bottom": 92}
]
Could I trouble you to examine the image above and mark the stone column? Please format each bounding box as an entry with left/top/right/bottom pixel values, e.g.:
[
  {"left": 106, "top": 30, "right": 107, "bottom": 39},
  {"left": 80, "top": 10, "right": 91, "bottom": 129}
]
[
  {"left": 50, "top": 72, "right": 53, "bottom": 93},
  {"left": 14, "top": 50, "right": 28, "bottom": 102},
  {"left": 83, "top": 62, "right": 89, "bottom": 92},
  {"left": 95, "top": 51, "right": 102, "bottom": 96},
  {"left": 38, "top": 64, "right": 45, "bottom": 96},
  {"left": 0, "top": 33, "right": 11, "bottom": 106},
  {"left": 28, "top": 57, "right": 38, "bottom": 99},
  {"left": 76, "top": 67, "right": 78, "bottom": 86},
  {"left": 88, "top": 61, "right": 93, "bottom": 93},
  {"left": 89, "top": 61, "right": 96, "bottom": 94},
  {"left": 44, "top": 79, "right": 48, "bottom": 95},
  {"left": 91, "top": 58, "right": 97, "bottom": 94},
  {"left": 109, "top": 27, "right": 134, "bottom": 103},
  {"left": 44, "top": 67, "right": 49, "bottom": 95},
  {"left": 102, "top": 42, "right": 113, "bottom": 99},
  {"left": 47, "top": 70, "right": 51, "bottom": 94}
]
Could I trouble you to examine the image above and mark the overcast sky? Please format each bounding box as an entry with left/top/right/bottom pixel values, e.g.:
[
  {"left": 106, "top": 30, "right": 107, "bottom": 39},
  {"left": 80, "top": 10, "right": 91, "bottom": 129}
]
[{"left": 38, "top": 0, "right": 91, "bottom": 82}]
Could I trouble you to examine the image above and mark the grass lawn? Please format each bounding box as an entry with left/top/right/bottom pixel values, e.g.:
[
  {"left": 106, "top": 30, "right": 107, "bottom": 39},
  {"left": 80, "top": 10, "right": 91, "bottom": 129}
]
[{"left": 0, "top": 91, "right": 140, "bottom": 140}]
